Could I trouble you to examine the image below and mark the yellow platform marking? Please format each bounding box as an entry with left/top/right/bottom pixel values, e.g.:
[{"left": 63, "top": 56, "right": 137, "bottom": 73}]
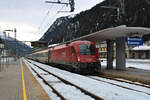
[{"left": 21, "top": 60, "right": 27, "bottom": 100}]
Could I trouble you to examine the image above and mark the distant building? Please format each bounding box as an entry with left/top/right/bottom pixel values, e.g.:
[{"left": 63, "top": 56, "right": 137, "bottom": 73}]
[
  {"left": 31, "top": 41, "right": 48, "bottom": 48},
  {"left": 129, "top": 45, "right": 150, "bottom": 59},
  {"left": 97, "top": 41, "right": 150, "bottom": 59},
  {"left": 96, "top": 42, "right": 106, "bottom": 58}
]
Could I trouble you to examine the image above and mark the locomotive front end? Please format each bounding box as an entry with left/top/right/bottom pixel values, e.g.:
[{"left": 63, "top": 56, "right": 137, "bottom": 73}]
[{"left": 75, "top": 41, "right": 101, "bottom": 74}]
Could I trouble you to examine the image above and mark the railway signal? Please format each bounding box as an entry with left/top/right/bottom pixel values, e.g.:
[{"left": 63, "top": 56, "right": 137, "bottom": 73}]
[{"left": 45, "top": 0, "right": 75, "bottom": 12}]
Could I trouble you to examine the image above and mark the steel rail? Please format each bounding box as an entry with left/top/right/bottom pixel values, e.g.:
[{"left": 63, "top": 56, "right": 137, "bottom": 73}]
[
  {"left": 88, "top": 76, "right": 150, "bottom": 96},
  {"left": 99, "top": 75, "right": 150, "bottom": 88},
  {"left": 27, "top": 62, "right": 67, "bottom": 100},
  {"left": 27, "top": 60, "right": 104, "bottom": 100}
]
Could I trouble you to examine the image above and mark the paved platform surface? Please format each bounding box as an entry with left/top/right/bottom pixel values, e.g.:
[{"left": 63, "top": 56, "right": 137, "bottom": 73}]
[
  {"left": 101, "top": 67, "right": 150, "bottom": 85},
  {"left": 0, "top": 59, "right": 50, "bottom": 100}
]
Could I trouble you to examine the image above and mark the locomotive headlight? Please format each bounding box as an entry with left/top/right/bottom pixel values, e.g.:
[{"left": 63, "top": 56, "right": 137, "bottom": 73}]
[{"left": 77, "top": 57, "right": 80, "bottom": 62}]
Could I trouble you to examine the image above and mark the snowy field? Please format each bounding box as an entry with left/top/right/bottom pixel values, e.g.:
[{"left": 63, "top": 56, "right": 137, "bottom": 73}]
[
  {"left": 101, "top": 59, "right": 150, "bottom": 70},
  {"left": 24, "top": 59, "right": 150, "bottom": 100}
]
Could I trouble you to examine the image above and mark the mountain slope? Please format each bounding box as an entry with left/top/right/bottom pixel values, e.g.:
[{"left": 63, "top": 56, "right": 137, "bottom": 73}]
[
  {"left": 40, "top": 0, "right": 150, "bottom": 44},
  {"left": 0, "top": 32, "right": 33, "bottom": 57},
  {"left": 40, "top": 16, "right": 71, "bottom": 43}
]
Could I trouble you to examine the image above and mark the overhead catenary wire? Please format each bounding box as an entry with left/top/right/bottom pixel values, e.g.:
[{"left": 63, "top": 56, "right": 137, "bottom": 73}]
[
  {"left": 50, "top": 4, "right": 66, "bottom": 23},
  {"left": 42, "top": 4, "right": 66, "bottom": 33},
  {"left": 38, "top": 3, "right": 54, "bottom": 30},
  {"left": 38, "top": 0, "right": 69, "bottom": 34},
  {"left": 39, "top": 0, "right": 69, "bottom": 30}
]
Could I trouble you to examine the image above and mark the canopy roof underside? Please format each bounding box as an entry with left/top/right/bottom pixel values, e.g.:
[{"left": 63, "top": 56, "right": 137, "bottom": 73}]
[{"left": 75, "top": 26, "right": 150, "bottom": 42}]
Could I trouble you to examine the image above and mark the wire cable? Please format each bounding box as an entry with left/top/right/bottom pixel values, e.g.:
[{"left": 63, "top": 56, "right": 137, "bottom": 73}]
[
  {"left": 42, "top": 4, "right": 66, "bottom": 33},
  {"left": 38, "top": 3, "right": 54, "bottom": 30}
]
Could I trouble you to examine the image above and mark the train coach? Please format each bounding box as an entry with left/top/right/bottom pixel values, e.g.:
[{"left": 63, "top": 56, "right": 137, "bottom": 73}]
[{"left": 28, "top": 40, "right": 101, "bottom": 74}]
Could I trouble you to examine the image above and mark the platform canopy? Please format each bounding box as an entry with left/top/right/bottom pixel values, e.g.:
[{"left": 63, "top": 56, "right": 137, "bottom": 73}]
[{"left": 75, "top": 25, "right": 150, "bottom": 42}]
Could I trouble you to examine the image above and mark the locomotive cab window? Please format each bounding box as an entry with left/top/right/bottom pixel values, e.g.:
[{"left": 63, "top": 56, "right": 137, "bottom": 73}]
[
  {"left": 71, "top": 46, "right": 76, "bottom": 54},
  {"left": 78, "top": 44, "right": 96, "bottom": 55}
]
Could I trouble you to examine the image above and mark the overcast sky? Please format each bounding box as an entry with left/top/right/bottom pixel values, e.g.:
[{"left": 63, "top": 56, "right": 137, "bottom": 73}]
[{"left": 0, "top": 0, "right": 103, "bottom": 41}]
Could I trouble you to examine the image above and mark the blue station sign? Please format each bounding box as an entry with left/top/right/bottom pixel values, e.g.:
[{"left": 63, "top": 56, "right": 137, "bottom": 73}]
[{"left": 126, "top": 37, "right": 143, "bottom": 46}]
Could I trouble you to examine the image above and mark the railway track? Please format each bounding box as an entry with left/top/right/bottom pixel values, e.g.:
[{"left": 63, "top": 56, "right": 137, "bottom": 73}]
[
  {"left": 26, "top": 59, "right": 104, "bottom": 100},
  {"left": 25, "top": 59, "right": 150, "bottom": 100},
  {"left": 99, "top": 75, "right": 150, "bottom": 89},
  {"left": 87, "top": 76, "right": 150, "bottom": 96}
]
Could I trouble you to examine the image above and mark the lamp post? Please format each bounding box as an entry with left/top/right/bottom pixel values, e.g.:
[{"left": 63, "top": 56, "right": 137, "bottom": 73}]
[
  {"left": 3, "top": 29, "right": 15, "bottom": 68},
  {"left": 3, "top": 31, "right": 10, "bottom": 69},
  {"left": 14, "top": 28, "right": 17, "bottom": 60},
  {"left": 0, "top": 38, "right": 4, "bottom": 72},
  {"left": 3, "top": 32, "right": 7, "bottom": 69},
  {"left": 4, "top": 29, "right": 17, "bottom": 61}
]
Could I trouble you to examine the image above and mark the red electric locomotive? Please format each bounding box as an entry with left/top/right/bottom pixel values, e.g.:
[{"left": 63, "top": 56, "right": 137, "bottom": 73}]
[{"left": 28, "top": 40, "right": 101, "bottom": 74}]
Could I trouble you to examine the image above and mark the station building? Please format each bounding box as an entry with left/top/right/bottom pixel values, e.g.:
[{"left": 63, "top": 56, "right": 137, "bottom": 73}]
[
  {"left": 129, "top": 44, "right": 150, "bottom": 59},
  {"left": 97, "top": 41, "right": 150, "bottom": 59}
]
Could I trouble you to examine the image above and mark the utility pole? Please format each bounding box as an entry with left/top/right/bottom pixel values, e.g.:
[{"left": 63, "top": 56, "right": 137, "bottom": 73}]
[
  {"left": 4, "top": 32, "right": 6, "bottom": 68},
  {"left": 4, "top": 32, "right": 9, "bottom": 68},
  {"left": 2, "top": 29, "right": 13, "bottom": 69},
  {"left": 14, "top": 28, "right": 17, "bottom": 61},
  {"left": 120, "top": 0, "right": 125, "bottom": 20},
  {"left": 100, "top": 0, "right": 125, "bottom": 21},
  {"left": 120, "top": 0, "right": 125, "bottom": 15},
  {"left": 0, "top": 37, "right": 4, "bottom": 72},
  {"left": 0, "top": 44, "right": 2, "bottom": 72}
]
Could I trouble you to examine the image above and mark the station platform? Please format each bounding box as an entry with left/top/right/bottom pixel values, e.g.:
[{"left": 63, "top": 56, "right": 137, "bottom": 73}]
[
  {"left": 0, "top": 59, "right": 50, "bottom": 100},
  {"left": 101, "top": 67, "right": 150, "bottom": 85}
]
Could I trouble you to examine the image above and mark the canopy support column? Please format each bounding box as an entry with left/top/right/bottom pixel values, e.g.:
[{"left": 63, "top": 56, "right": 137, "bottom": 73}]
[
  {"left": 116, "top": 37, "right": 126, "bottom": 70},
  {"left": 107, "top": 40, "right": 114, "bottom": 69}
]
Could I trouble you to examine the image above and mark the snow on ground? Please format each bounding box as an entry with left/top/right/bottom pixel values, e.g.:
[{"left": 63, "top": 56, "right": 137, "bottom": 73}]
[
  {"left": 24, "top": 59, "right": 94, "bottom": 100},
  {"left": 115, "top": 78, "right": 150, "bottom": 87},
  {"left": 90, "top": 76, "right": 150, "bottom": 94},
  {"left": 26, "top": 59, "right": 150, "bottom": 100},
  {"left": 132, "top": 45, "right": 150, "bottom": 50},
  {"left": 23, "top": 59, "right": 61, "bottom": 100},
  {"left": 101, "top": 59, "right": 150, "bottom": 70}
]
